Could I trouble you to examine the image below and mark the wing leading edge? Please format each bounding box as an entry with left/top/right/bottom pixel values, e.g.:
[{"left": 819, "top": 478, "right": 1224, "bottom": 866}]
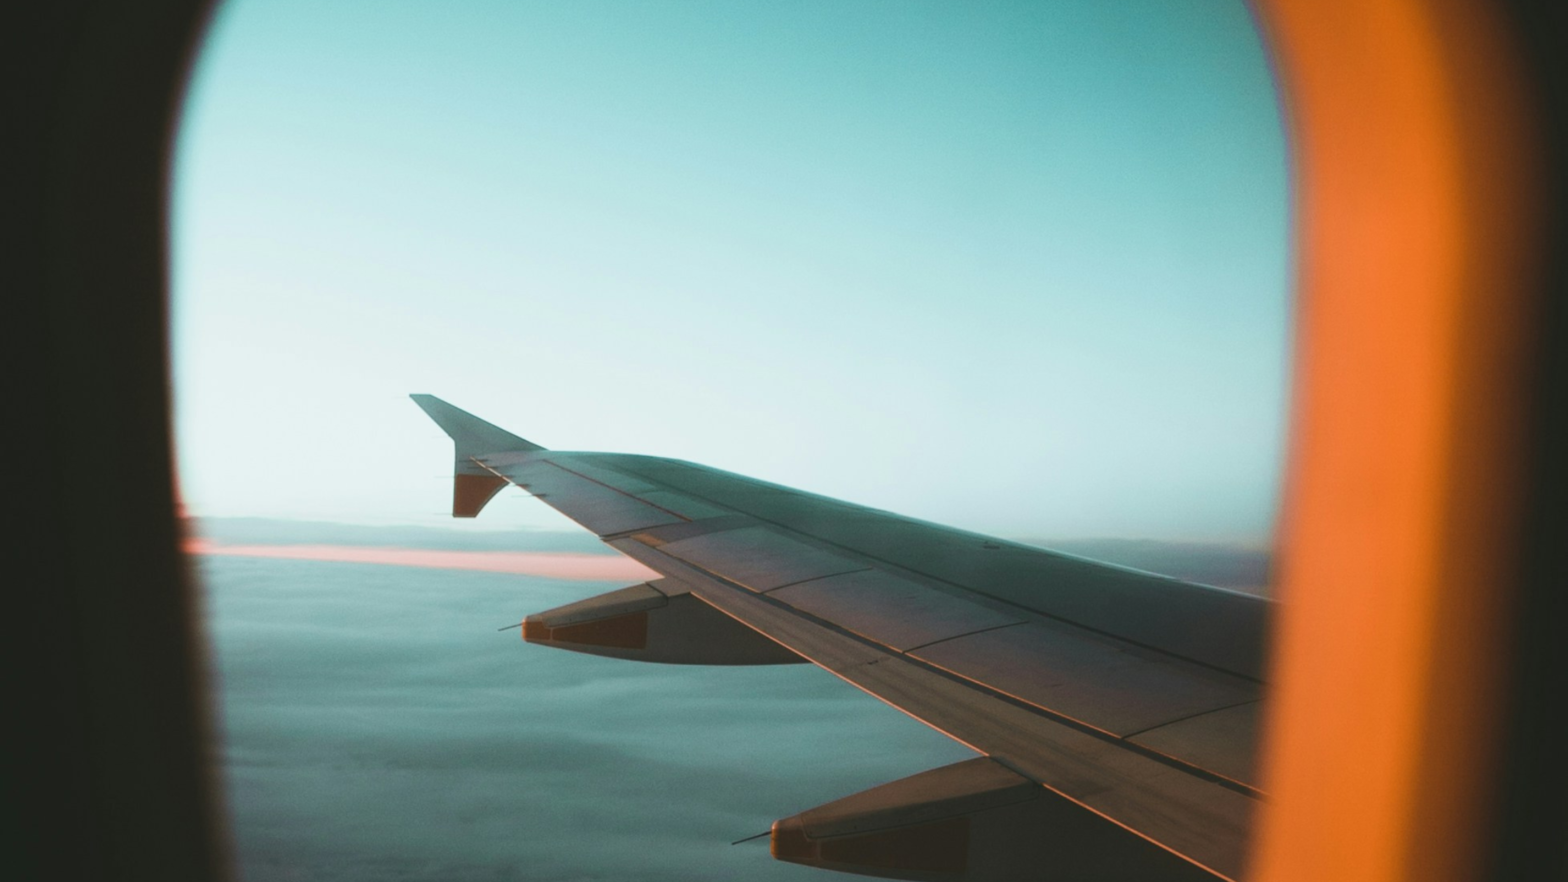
[{"left": 412, "top": 395, "right": 1271, "bottom": 882}]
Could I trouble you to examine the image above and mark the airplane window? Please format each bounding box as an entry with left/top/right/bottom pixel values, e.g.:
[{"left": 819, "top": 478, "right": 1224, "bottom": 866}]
[{"left": 172, "top": 1, "right": 1288, "bottom": 878}]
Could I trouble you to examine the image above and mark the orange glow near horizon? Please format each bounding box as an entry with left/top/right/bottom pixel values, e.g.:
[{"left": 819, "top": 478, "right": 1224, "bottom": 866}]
[{"left": 183, "top": 537, "right": 660, "bottom": 582}]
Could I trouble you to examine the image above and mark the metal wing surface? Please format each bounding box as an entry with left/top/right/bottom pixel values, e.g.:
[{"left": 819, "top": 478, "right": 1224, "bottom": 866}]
[{"left": 412, "top": 395, "right": 1271, "bottom": 882}]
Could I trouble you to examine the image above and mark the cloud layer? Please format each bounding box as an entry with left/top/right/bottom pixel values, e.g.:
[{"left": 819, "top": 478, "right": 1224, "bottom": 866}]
[
  {"left": 201, "top": 553, "right": 975, "bottom": 881},
  {"left": 195, "top": 518, "right": 1270, "bottom": 879}
]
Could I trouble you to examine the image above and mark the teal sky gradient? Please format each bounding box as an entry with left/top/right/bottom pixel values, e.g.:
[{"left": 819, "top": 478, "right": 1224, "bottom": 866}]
[{"left": 174, "top": 0, "right": 1289, "bottom": 543}]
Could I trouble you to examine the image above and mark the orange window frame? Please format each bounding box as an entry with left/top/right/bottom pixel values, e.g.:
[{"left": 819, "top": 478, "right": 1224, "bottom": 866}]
[{"left": 1249, "top": 2, "right": 1543, "bottom": 881}]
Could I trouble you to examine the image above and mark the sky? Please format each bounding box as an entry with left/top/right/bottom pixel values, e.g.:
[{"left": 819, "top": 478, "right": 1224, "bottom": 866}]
[
  {"left": 174, "top": 6, "right": 1288, "bottom": 876},
  {"left": 172, "top": 0, "right": 1290, "bottom": 544}
]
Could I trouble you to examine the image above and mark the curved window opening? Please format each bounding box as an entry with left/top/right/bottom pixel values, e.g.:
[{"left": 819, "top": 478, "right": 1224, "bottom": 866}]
[{"left": 172, "top": 2, "right": 1290, "bottom": 878}]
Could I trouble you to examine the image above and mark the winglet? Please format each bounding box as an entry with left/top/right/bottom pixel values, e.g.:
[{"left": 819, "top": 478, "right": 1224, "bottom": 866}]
[{"left": 410, "top": 395, "right": 544, "bottom": 518}]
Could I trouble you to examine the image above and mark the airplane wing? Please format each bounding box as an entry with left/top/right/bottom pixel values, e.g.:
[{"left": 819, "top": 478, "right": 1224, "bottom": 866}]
[{"left": 412, "top": 394, "right": 1270, "bottom": 882}]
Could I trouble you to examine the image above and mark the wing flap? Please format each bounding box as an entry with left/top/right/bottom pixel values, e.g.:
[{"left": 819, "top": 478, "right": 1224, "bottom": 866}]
[
  {"left": 911, "top": 624, "right": 1260, "bottom": 738},
  {"left": 1128, "top": 701, "right": 1265, "bottom": 788},
  {"left": 651, "top": 555, "right": 1254, "bottom": 881}
]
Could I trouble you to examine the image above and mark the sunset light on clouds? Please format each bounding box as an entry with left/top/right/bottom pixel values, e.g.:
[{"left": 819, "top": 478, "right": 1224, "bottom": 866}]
[{"left": 185, "top": 537, "right": 658, "bottom": 582}]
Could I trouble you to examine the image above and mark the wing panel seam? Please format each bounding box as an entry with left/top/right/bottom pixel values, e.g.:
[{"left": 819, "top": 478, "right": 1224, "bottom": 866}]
[
  {"left": 602, "top": 459, "right": 1266, "bottom": 683},
  {"left": 540, "top": 460, "right": 695, "bottom": 523},
  {"left": 614, "top": 538, "right": 1262, "bottom": 799}
]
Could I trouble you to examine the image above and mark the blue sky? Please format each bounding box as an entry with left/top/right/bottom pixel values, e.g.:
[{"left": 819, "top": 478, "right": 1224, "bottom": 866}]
[{"left": 173, "top": 0, "right": 1289, "bottom": 544}]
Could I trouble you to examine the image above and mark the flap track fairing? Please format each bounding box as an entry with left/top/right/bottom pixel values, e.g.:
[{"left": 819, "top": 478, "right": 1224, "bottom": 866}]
[
  {"left": 771, "top": 758, "right": 1224, "bottom": 882},
  {"left": 522, "top": 579, "right": 805, "bottom": 665}
]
